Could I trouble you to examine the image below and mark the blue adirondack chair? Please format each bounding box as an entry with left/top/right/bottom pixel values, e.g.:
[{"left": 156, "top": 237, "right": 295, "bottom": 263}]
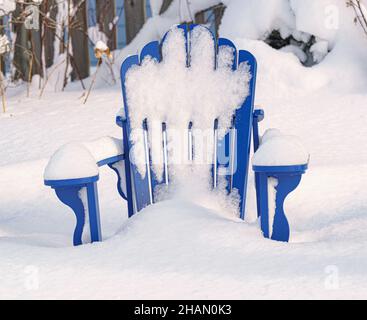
[{"left": 44, "top": 24, "right": 308, "bottom": 246}]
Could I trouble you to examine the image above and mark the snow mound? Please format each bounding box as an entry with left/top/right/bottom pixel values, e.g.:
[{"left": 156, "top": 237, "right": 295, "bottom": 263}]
[
  {"left": 253, "top": 129, "right": 309, "bottom": 166},
  {"left": 44, "top": 137, "right": 123, "bottom": 180},
  {"left": 220, "top": 0, "right": 366, "bottom": 68},
  {"left": 84, "top": 136, "right": 123, "bottom": 163},
  {"left": 44, "top": 143, "right": 98, "bottom": 181}
]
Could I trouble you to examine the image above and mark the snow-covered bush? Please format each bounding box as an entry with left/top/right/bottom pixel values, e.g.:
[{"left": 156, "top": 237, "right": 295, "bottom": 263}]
[{"left": 220, "top": 0, "right": 367, "bottom": 66}]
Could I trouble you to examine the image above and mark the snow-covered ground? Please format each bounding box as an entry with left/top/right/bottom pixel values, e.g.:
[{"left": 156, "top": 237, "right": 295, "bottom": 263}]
[{"left": 0, "top": 0, "right": 367, "bottom": 299}]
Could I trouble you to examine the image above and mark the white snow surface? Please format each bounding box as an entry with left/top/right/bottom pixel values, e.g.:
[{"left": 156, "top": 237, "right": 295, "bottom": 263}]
[
  {"left": 0, "top": 0, "right": 367, "bottom": 299},
  {"left": 44, "top": 143, "right": 98, "bottom": 181},
  {"left": 253, "top": 129, "right": 309, "bottom": 166}
]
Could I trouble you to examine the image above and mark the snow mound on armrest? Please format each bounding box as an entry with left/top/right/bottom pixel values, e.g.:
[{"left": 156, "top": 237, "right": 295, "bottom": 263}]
[
  {"left": 84, "top": 136, "right": 123, "bottom": 163},
  {"left": 253, "top": 129, "right": 309, "bottom": 166},
  {"left": 44, "top": 143, "right": 98, "bottom": 181},
  {"left": 44, "top": 137, "right": 124, "bottom": 180}
]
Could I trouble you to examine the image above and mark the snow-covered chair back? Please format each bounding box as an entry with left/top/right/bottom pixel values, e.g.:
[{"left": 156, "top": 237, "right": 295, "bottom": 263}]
[{"left": 118, "top": 24, "right": 257, "bottom": 218}]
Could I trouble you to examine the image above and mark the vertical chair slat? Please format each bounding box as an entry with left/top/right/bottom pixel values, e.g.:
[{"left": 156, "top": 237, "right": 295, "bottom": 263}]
[
  {"left": 162, "top": 122, "right": 169, "bottom": 185},
  {"left": 233, "top": 50, "right": 257, "bottom": 219},
  {"left": 216, "top": 38, "right": 238, "bottom": 192},
  {"left": 188, "top": 25, "right": 216, "bottom": 178},
  {"left": 140, "top": 41, "right": 162, "bottom": 201},
  {"left": 86, "top": 182, "right": 102, "bottom": 242},
  {"left": 120, "top": 54, "right": 149, "bottom": 216},
  {"left": 158, "top": 25, "right": 190, "bottom": 187}
]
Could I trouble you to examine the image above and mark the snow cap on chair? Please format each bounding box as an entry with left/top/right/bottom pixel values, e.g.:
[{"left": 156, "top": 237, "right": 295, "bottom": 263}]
[
  {"left": 84, "top": 136, "right": 123, "bottom": 163},
  {"left": 253, "top": 129, "right": 309, "bottom": 166},
  {"left": 44, "top": 142, "right": 99, "bottom": 181}
]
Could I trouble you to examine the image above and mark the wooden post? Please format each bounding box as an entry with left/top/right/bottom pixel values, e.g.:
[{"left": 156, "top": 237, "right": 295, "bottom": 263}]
[
  {"left": 124, "top": 0, "right": 146, "bottom": 45},
  {"left": 96, "top": 0, "right": 117, "bottom": 50},
  {"left": 70, "top": 0, "right": 90, "bottom": 81},
  {"left": 0, "top": 17, "right": 6, "bottom": 113},
  {"left": 0, "top": 17, "right": 5, "bottom": 76},
  {"left": 13, "top": 3, "right": 30, "bottom": 81},
  {"left": 12, "top": 2, "right": 43, "bottom": 81},
  {"left": 42, "top": 0, "right": 58, "bottom": 68},
  {"left": 30, "top": 24, "right": 43, "bottom": 77}
]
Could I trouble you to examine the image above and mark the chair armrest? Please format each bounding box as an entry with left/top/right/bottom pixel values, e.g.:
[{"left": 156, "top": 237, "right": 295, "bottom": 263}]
[
  {"left": 253, "top": 109, "right": 265, "bottom": 122},
  {"left": 252, "top": 164, "right": 308, "bottom": 175},
  {"left": 116, "top": 115, "right": 125, "bottom": 128},
  {"left": 44, "top": 139, "right": 127, "bottom": 246}
]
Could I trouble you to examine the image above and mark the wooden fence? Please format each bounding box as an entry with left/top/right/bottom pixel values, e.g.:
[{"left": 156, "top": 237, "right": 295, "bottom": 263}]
[{"left": 0, "top": 1, "right": 226, "bottom": 83}]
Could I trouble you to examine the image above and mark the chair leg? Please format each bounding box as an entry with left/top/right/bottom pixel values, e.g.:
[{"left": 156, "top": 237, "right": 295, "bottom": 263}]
[
  {"left": 55, "top": 186, "right": 85, "bottom": 246},
  {"left": 257, "top": 172, "right": 303, "bottom": 242},
  {"left": 86, "top": 182, "right": 102, "bottom": 243},
  {"left": 257, "top": 173, "right": 270, "bottom": 238},
  {"left": 271, "top": 174, "right": 302, "bottom": 242}
]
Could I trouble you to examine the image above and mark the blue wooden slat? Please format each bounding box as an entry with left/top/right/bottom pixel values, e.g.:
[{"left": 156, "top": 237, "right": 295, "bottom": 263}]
[
  {"left": 120, "top": 54, "right": 151, "bottom": 216},
  {"left": 188, "top": 25, "right": 217, "bottom": 184},
  {"left": 86, "top": 182, "right": 102, "bottom": 242},
  {"left": 157, "top": 25, "right": 190, "bottom": 187},
  {"left": 161, "top": 24, "right": 189, "bottom": 54},
  {"left": 140, "top": 41, "right": 162, "bottom": 200},
  {"left": 45, "top": 175, "right": 98, "bottom": 188},
  {"left": 97, "top": 154, "right": 125, "bottom": 167},
  {"left": 216, "top": 38, "right": 237, "bottom": 192},
  {"left": 161, "top": 122, "right": 169, "bottom": 185},
  {"left": 253, "top": 109, "right": 265, "bottom": 218},
  {"left": 253, "top": 164, "right": 308, "bottom": 174},
  {"left": 233, "top": 50, "right": 258, "bottom": 220},
  {"left": 180, "top": 24, "right": 190, "bottom": 67},
  {"left": 140, "top": 41, "right": 161, "bottom": 63},
  {"left": 217, "top": 38, "right": 238, "bottom": 69},
  {"left": 258, "top": 173, "right": 269, "bottom": 238}
]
